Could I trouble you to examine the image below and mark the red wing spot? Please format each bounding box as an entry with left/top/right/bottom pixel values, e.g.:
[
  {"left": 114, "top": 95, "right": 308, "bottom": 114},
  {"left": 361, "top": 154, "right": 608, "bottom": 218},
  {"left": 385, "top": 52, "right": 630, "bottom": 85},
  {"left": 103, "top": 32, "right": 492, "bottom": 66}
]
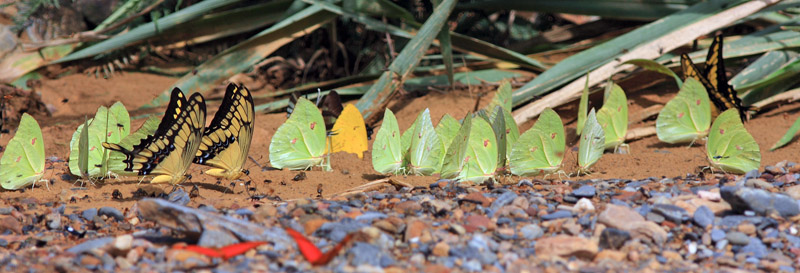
[
  {"left": 617, "top": 106, "right": 622, "bottom": 112},
  {"left": 392, "top": 132, "right": 396, "bottom": 137},
  {"left": 108, "top": 132, "right": 113, "bottom": 137},
  {"left": 418, "top": 132, "right": 422, "bottom": 138},
  {"left": 90, "top": 146, "right": 96, "bottom": 151},
  {"left": 291, "top": 138, "right": 297, "bottom": 144},
  {"left": 483, "top": 140, "right": 489, "bottom": 147},
  {"left": 719, "top": 129, "right": 725, "bottom": 135},
  {"left": 736, "top": 145, "right": 743, "bottom": 151},
  {"left": 555, "top": 151, "right": 564, "bottom": 157},
  {"left": 551, "top": 133, "right": 557, "bottom": 139},
  {"left": 506, "top": 129, "right": 510, "bottom": 135},
  {"left": 310, "top": 122, "right": 316, "bottom": 130},
  {"left": 530, "top": 147, "right": 538, "bottom": 153},
  {"left": 678, "top": 112, "right": 684, "bottom": 118},
  {"left": 31, "top": 138, "right": 37, "bottom": 145},
  {"left": 696, "top": 99, "right": 701, "bottom": 106},
  {"left": 463, "top": 156, "right": 471, "bottom": 163},
  {"left": 382, "top": 144, "right": 387, "bottom": 150},
  {"left": 15, "top": 156, "right": 21, "bottom": 162}
]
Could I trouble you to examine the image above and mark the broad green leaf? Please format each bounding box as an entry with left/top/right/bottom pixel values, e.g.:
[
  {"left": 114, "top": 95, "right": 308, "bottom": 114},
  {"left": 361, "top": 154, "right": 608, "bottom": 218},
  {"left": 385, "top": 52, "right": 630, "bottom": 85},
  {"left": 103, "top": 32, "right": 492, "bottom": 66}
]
[
  {"left": 706, "top": 109, "right": 761, "bottom": 174},
  {"left": 656, "top": 78, "right": 711, "bottom": 144},
  {"left": 578, "top": 109, "right": 605, "bottom": 174},
  {"left": 596, "top": 84, "right": 628, "bottom": 150},
  {"left": 510, "top": 108, "right": 565, "bottom": 176}
]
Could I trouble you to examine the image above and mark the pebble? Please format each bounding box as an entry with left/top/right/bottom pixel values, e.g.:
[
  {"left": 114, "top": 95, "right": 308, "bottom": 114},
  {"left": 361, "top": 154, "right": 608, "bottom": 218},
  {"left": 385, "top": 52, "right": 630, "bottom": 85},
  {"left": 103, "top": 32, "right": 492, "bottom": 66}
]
[
  {"left": 726, "top": 231, "right": 751, "bottom": 245},
  {"left": 520, "top": 224, "right": 544, "bottom": 240},
  {"left": 535, "top": 235, "right": 598, "bottom": 259},
  {"left": 98, "top": 207, "right": 124, "bottom": 221},
  {"left": 651, "top": 204, "right": 689, "bottom": 223},
  {"left": 82, "top": 208, "right": 98, "bottom": 221},
  {"left": 167, "top": 188, "right": 190, "bottom": 206},
  {"left": 692, "top": 205, "right": 714, "bottom": 229},
  {"left": 721, "top": 186, "right": 800, "bottom": 217},
  {"left": 572, "top": 185, "right": 596, "bottom": 198},
  {"left": 711, "top": 229, "right": 726, "bottom": 242},
  {"left": 541, "top": 210, "right": 573, "bottom": 221},
  {"left": 599, "top": 228, "right": 630, "bottom": 250}
]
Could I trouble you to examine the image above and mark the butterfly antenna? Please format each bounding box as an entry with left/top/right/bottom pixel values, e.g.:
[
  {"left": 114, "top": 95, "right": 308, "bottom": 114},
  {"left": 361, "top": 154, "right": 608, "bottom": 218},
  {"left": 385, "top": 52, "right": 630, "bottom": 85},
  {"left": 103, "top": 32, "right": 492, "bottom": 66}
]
[{"left": 315, "top": 88, "right": 323, "bottom": 107}]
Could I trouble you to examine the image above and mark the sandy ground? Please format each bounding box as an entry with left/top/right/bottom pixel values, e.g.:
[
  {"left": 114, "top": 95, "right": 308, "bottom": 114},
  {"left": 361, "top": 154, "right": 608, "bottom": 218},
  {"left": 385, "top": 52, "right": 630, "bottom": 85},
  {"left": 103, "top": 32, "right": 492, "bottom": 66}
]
[{"left": 1, "top": 71, "right": 798, "bottom": 212}]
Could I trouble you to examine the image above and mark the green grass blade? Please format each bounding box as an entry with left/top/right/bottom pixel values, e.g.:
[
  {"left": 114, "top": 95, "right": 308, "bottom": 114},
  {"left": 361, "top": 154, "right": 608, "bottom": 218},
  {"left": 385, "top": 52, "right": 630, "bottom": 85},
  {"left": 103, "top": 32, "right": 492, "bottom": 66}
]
[
  {"left": 771, "top": 115, "right": 800, "bottom": 151},
  {"left": 352, "top": 0, "right": 457, "bottom": 120},
  {"left": 622, "top": 59, "right": 682, "bottom": 88},
  {"left": 512, "top": 0, "right": 745, "bottom": 108},
  {"left": 142, "top": 4, "right": 337, "bottom": 108},
  {"left": 457, "top": 0, "right": 697, "bottom": 20},
  {"left": 54, "top": 0, "right": 241, "bottom": 64}
]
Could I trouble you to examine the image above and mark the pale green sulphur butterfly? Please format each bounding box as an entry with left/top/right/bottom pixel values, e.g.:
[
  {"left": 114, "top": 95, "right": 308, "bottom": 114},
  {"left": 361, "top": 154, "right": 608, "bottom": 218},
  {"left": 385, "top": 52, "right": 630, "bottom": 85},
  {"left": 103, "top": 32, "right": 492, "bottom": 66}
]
[
  {"left": 107, "top": 115, "right": 160, "bottom": 173},
  {"left": 578, "top": 108, "right": 605, "bottom": 174},
  {"left": 486, "top": 80, "right": 512, "bottom": 114},
  {"left": 408, "top": 109, "right": 443, "bottom": 175},
  {"left": 509, "top": 108, "right": 565, "bottom": 176},
  {"left": 706, "top": 108, "right": 761, "bottom": 174},
  {"left": 441, "top": 114, "right": 472, "bottom": 179},
  {"left": 436, "top": 114, "right": 461, "bottom": 148},
  {"left": 485, "top": 81, "right": 520, "bottom": 157},
  {"left": 269, "top": 97, "right": 327, "bottom": 170},
  {"left": 596, "top": 83, "right": 628, "bottom": 150},
  {"left": 372, "top": 109, "right": 404, "bottom": 174},
  {"left": 577, "top": 75, "right": 589, "bottom": 136},
  {"left": 68, "top": 102, "right": 131, "bottom": 177},
  {"left": 656, "top": 77, "right": 711, "bottom": 144},
  {"left": 489, "top": 106, "right": 507, "bottom": 169},
  {"left": 458, "top": 116, "right": 498, "bottom": 182},
  {"left": 0, "top": 113, "right": 45, "bottom": 190}
]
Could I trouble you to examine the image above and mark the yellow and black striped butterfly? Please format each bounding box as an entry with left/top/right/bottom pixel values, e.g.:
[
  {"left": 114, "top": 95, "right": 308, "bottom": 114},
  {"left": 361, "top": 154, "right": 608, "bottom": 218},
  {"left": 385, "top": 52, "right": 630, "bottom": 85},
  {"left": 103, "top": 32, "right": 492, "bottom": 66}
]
[
  {"left": 103, "top": 88, "right": 206, "bottom": 184},
  {"left": 681, "top": 35, "right": 749, "bottom": 121},
  {"left": 193, "top": 83, "right": 255, "bottom": 180}
]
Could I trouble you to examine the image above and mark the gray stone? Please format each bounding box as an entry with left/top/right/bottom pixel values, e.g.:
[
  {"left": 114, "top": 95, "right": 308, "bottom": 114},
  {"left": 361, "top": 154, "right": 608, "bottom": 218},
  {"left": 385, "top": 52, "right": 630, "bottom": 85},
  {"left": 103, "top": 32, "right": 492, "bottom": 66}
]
[
  {"left": 98, "top": 207, "right": 124, "bottom": 221},
  {"left": 572, "top": 185, "right": 596, "bottom": 198},
  {"left": 726, "top": 231, "right": 750, "bottom": 245},
  {"left": 541, "top": 210, "right": 573, "bottom": 221},
  {"left": 711, "top": 229, "right": 726, "bottom": 242},
  {"left": 520, "top": 224, "right": 543, "bottom": 240},
  {"left": 738, "top": 238, "right": 768, "bottom": 258},
  {"left": 721, "top": 186, "right": 800, "bottom": 217},
  {"left": 651, "top": 204, "right": 689, "bottom": 223},
  {"left": 599, "top": 228, "right": 630, "bottom": 250},
  {"left": 82, "top": 208, "right": 98, "bottom": 221},
  {"left": 693, "top": 205, "right": 714, "bottom": 228}
]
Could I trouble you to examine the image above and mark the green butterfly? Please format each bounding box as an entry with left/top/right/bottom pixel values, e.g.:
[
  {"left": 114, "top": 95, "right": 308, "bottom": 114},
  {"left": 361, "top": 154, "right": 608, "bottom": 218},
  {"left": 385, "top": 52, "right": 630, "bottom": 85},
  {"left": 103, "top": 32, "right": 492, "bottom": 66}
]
[
  {"left": 0, "top": 113, "right": 45, "bottom": 190},
  {"left": 577, "top": 76, "right": 590, "bottom": 136},
  {"left": 68, "top": 102, "right": 130, "bottom": 178},
  {"left": 441, "top": 114, "right": 472, "bottom": 179},
  {"left": 509, "top": 108, "right": 565, "bottom": 176},
  {"left": 407, "top": 109, "right": 443, "bottom": 175},
  {"left": 485, "top": 81, "right": 520, "bottom": 161},
  {"left": 372, "top": 109, "right": 404, "bottom": 174},
  {"left": 596, "top": 84, "right": 628, "bottom": 151},
  {"left": 489, "top": 106, "right": 507, "bottom": 169},
  {"left": 656, "top": 78, "right": 711, "bottom": 145},
  {"left": 578, "top": 108, "right": 605, "bottom": 174},
  {"left": 436, "top": 114, "right": 461, "bottom": 148},
  {"left": 441, "top": 114, "right": 498, "bottom": 182},
  {"left": 269, "top": 97, "right": 327, "bottom": 170},
  {"left": 706, "top": 108, "right": 761, "bottom": 174}
]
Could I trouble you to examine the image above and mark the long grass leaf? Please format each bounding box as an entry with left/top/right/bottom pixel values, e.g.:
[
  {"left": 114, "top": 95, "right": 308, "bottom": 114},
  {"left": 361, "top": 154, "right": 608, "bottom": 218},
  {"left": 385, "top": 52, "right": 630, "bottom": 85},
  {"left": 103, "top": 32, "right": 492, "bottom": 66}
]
[
  {"left": 771, "top": 115, "right": 800, "bottom": 151},
  {"left": 141, "top": 5, "right": 337, "bottom": 108},
  {"left": 457, "top": 0, "right": 697, "bottom": 20},
  {"left": 53, "top": 0, "right": 241, "bottom": 64},
  {"left": 512, "top": 0, "right": 747, "bottom": 109}
]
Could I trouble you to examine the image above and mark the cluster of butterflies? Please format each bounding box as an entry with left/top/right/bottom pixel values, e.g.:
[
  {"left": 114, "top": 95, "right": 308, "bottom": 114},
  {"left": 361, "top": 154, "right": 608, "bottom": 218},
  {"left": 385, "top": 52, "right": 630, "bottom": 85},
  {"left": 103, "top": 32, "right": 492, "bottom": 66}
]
[
  {"left": 0, "top": 34, "right": 762, "bottom": 190},
  {"left": 656, "top": 34, "right": 760, "bottom": 173},
  {"left": 0, "top": 83, "right": 255, "bottom": 190}
]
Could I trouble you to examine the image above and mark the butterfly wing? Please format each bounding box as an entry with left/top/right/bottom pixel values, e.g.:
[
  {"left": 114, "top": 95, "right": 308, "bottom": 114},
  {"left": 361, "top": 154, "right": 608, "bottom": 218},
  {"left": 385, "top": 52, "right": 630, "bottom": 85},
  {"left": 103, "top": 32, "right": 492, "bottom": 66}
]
[
  {"left": 0, "top": 113, "right": 45, "bottom": 190},
  {"left": 328, "top": 104, "right": 368, "bottom": 158},
  {"left": 103, "top": 89, "right": 207, "bottom": 184},
  {"left": 440, "top": 114, "right": 472, "bottom": 179},
  {"left": 683, "top": 35, "right": 748, "bottom": 121},
  {"left": 596, "top": 84, "right": 628, "bottom": 150},
  {"left": 372, "top": 109, "right": 404, "bottom": 174},
  {"left": 269, "top": 98, "right": 327, "bottom": 169},
  {"left": 194, "top": 83, "right": 255, "bottom": 180},
  {"left": 461, "top": 117, "right": 498, "bottom": 183},
  {"left": 578, "top": 109, "right": 605, "bottom": 172},
  {"left": 408, "top": 109, "right": 443, "bottom": 175},
  {"left": 510, "top": 108, "right": 565, "bottom": 176},
  {"left": 656, "top": 78, "right": 712, "bottom": 144},
  {"left": 706, "top": 109, "right": 761, "bottom": 174}
]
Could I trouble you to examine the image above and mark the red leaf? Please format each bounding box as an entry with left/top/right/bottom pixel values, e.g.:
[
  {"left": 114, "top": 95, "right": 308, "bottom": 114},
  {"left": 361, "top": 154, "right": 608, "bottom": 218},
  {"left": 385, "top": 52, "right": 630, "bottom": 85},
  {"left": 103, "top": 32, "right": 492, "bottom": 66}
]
[{"left": 285, "top": 227, "right": 352, "bottom": 266}]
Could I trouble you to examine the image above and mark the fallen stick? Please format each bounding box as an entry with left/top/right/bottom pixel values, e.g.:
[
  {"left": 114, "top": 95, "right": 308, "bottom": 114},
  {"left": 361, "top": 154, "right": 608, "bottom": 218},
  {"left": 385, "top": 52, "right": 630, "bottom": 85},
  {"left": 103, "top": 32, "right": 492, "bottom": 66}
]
[
  {"left": 629, "top": 104, "right": 664, "bottom": 125},
  {"left": 626, "top": 126, "right": 657, "bottom": 141}
]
